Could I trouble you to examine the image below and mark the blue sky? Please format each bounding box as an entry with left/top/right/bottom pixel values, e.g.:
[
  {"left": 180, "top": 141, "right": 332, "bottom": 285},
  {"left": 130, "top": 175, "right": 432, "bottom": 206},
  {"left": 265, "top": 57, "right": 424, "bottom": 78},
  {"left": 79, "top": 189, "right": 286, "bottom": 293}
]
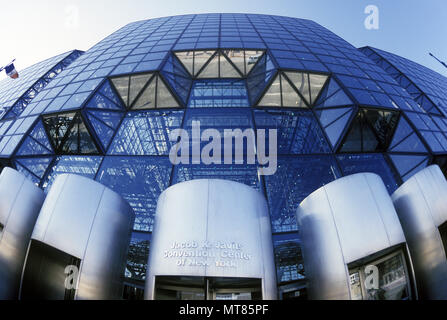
[{"left": 1, "top": 0, "right": 446, "bottom": 79}]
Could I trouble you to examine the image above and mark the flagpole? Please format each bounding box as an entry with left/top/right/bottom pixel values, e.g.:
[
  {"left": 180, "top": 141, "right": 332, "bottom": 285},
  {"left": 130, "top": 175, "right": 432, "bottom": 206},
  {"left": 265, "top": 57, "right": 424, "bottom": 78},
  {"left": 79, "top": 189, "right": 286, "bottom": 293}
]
[{"left": 0, "top": 59, "right": 16, "bottom": 72}]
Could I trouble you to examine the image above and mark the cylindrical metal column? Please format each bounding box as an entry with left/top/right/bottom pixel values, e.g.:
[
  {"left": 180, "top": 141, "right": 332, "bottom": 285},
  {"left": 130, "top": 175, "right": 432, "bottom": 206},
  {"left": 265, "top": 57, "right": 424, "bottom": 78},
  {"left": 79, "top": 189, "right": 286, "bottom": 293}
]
[
  {"left": 0, "top": 168, "right": 45, "bottom": 300},
  {"left": 392, "top": 165, "right": 447, "bottom": 299},
  {"left": 145, "top": 179, "right": 277, "bottom": 300},
  {"left": 20, "top": 174, "right": 135, "bottom": 300},
  {"left": 297, "top": 173, "right": 410, "bottom": 300}
]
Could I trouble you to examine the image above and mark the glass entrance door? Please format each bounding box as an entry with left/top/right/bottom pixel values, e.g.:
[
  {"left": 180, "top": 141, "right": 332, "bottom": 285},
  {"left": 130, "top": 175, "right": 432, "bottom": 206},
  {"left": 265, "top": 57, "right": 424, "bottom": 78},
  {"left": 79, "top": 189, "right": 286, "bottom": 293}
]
[{"left": 154, "top": 276, "right": 262, "bottom": 300}]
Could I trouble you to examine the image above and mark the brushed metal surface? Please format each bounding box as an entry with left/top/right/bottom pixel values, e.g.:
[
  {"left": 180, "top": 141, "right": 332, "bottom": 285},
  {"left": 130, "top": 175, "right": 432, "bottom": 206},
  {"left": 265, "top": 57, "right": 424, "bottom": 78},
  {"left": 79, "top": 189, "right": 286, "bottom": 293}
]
[
  {"left": 145, "top": 179, "right": 277, "bottom": 300},
  {"left": 0, "top": 168, "right": 45, "bottom": 300},
  {"left": 392, "top": 165, "right": 447, "bottom": 299},
  {"left": 22, "top": 174, "right": 135, "bottom": 300},
  {"left": 297, "top": 173, "right": 408, "bottom": 300}
]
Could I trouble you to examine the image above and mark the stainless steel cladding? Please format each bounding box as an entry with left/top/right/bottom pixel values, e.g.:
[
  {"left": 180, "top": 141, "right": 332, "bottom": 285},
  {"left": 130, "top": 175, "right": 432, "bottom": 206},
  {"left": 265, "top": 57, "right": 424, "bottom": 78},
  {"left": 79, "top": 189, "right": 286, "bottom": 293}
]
[
  {"left": 0, "top": 168, "right": 45, "bottom": 299},
  {"left": 297, "top": 173, "right": 408, "bottom": 300},
  {"left": 145, "top": 179, "right": 277, "bottom": 300},
  {"left": 20, "top": 174, "right": 135, "bottom": 300},
  {"left": 392, "top": 165, "right": 447, "bottom": 299}
]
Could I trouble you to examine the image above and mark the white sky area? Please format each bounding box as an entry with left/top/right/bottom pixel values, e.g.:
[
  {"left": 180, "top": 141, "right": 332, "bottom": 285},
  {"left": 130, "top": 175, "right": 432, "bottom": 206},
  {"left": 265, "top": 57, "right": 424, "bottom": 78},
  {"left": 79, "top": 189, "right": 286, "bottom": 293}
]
[{"left": 0, "top": 0, "right": 446, "bottom": 79}]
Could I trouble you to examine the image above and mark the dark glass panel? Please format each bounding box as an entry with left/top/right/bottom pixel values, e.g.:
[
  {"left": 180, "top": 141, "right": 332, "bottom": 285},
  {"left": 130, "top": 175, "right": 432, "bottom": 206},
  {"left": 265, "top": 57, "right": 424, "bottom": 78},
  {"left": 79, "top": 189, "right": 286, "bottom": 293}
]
[
  {"left": 20, "top": 240, "right": 81, "bottom": 300},
  {"left": 125, "top": 232, "right": 150, "bottom": 281},
  {"left": 43, "top": 112, "right": 76, "bottom": 151},
  {"left": 340, "top": 109, "right": 399, "bottom": 152},
  {"left": 273, "top": 233, "right": 305, "bottom": 283}
]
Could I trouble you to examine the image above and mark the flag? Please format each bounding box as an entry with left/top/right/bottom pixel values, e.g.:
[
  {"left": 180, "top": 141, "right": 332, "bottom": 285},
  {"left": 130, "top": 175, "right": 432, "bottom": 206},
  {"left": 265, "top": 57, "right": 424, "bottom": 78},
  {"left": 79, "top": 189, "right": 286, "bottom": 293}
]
[{"left": 4, "top": 62, "right": 19, "bottom": 79}]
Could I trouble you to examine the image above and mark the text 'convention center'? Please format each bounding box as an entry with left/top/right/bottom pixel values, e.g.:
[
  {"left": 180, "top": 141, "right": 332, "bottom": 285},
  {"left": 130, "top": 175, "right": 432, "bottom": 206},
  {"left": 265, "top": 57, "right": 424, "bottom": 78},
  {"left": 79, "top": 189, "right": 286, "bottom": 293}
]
[{"left": 1, "top": 13, "right": 447, "bottom": 300}]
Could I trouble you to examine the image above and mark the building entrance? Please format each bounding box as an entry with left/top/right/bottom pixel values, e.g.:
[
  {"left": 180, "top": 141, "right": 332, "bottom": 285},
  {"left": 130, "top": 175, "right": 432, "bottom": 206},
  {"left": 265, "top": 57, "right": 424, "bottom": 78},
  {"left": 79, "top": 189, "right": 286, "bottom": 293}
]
[{"left": 154, "top": 276, "right": 262, "bottom": 300}]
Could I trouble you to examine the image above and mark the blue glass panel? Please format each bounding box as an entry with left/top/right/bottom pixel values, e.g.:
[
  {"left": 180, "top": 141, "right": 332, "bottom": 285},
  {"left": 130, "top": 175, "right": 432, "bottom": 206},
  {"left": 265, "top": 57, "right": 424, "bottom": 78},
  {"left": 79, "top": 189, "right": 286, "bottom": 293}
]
[
  {"left": 162, "top": 72, "right": 192, "bottom": 105},
  {"left": 402, "top": 158, "right": 430, "bottom": 182},
  {"left": 172, "top": 163, "right": 261, "bottom": 190},
  {"left": 389, "top": 117, "right": 413, "bottom": 148},
  {"left": 390, "top": 133, "right": 428, "bottom": 153},
  {"left": 109, "top": 110, "right": 184, "bottom": 155},
  {"left": 264, "top": 156, "right": 340, "bottom": 233},
  {"left": 315, "top": 79, "right": 353, "bottom": 108},
  {"left": 15, "top": 157, "right": 53, "bottom": 185},
  {"left": 421, "top": 131, "right": 444, "bottom": 153},
  {"left": 188, "top": 80, "right": 249, "bottom": 108},
  {"left": 162, "top": 53, "right": 191, "bottom": 79},
  {"left": 15, "top": 162, "right": 41, "bottom": 185},
  {"left": 98, "top": 80, "right": 125, "bottom": 108},
  {"left": 254, "top": 109, "right": 331, "bottom": 154},
  {"left": 42, "top": 156, "right": 103, "bottom": 191},
  {"left": 337, "top": 154, "right": 399, "bottom": 194},
  {"left": 86, "top": 110, "right": 123, "bottom": 150},
  {"left": 96, "top": 156, "right": 172, "bottom": 231},
  {"left": 86, "top": 92, "right": 123, "bottom": 110},
  {"left": 16, "top": 136, "right": 52, "bottom": 156},
  {"left": 16, "top": 120, "right": 53, "bottom": 156},
  {"left": 126, "top": 231, "right": 151, "bottom": 281},
  {"left": 316, "top": 107, "right": 351, "bottom": 128},
  {"left": 183, "top": 108, "right": 253, "bottom": 157},
  {"left": 389, "top": 154, "right": 429, "bottom": 178},
  {"left": 273, "top": 233, "right": 305, "bottom": 283},
  {"left": 324, "top": 110, "right": 354, "bottom": 148},
  {"left": 246, "top": 52, "right": 276, "bottom": 104}
]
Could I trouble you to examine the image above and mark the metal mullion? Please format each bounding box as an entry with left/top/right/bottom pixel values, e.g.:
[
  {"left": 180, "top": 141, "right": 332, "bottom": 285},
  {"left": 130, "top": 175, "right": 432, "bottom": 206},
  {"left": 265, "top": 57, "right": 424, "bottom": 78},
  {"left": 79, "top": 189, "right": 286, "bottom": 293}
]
[
  {"left": 195, "top": 51, "right": 219, "bottom": 79},
  {"left": 78, "top": 110, "right": 104, "bottom": 155},
  {"left": 281, "top": 71, "right": 311, "bottom": 109},
  {"left": 128, "top": 73, "right": 156, "bottom": 110},
  {"left": 220, "top": 49, "right": 244, "bottom": 78}
]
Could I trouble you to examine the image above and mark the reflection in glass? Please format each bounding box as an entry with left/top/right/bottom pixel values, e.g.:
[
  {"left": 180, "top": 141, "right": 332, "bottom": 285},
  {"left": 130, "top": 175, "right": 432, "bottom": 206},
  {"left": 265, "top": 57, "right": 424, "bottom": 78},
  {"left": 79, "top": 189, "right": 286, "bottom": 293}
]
[
  {"left": 154, "top": 276, "right": 262, "bottom": 300},
  {"left": 348, "top": 250, "right": 411, "bottom": 300}
]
